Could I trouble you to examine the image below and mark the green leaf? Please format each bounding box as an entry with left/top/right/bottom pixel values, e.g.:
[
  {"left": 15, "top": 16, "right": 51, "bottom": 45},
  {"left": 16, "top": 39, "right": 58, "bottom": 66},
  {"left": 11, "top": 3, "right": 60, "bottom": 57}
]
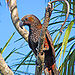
[
  {"left": 26, "top": 54, "right": 34, "bottom": 72},
  {"left": 4, "top": 47, "right": 22, "bottom": 61},
  {"left": 63, "top": 21, "right": 74, "bottom": 56},
  {"left": 49, "top": 21, "right": 68, "bottom": 26},
  {"left": 63, "top": 61, "right": 67, "bottom": 75},
  {"left": 14, "top": 37, "right": 23, "bottom": 43},
  {"left": 15, "top": 50, "right": 32, "bottom": 72},
  {"left": 1, "top": 32, "right": 15, "bottom": 54},
  {"left": 53, "top": 32, "right": 59, "bottom": 45},
  {"left": 59, "top": 43, "right": 75, "bottom": 74},
  {"left": 73, "top": 1, "right": 75, "bottom": 18},
  {"left": 50, "top": 15, "right": 65, "bottom": 20},
  {"left": 13, "top": 70, "right": 35, "bottom": 75},
  {"left": 71, "top": 60, "right": 74, "bottom": 75},
  {"left": 68, "top": 50, "right": 75, "bottom": 75},
  {"left": 0, "top": 48, "right": 2, "bottom": 53},
  {"left": 54, "top": 9, "right": 75, "bottom": 15},
  {"left": 71, "top": 55, "right": 75, "bottom": 75},
  {"left": 59, "top": 21, "right": 74, "bottom": 67},
  {"left": 55, "top": 36, "right": 75, "bottom": 53},
  {"left": 4, "top": 43, "right": 28, "bottom": 61}
]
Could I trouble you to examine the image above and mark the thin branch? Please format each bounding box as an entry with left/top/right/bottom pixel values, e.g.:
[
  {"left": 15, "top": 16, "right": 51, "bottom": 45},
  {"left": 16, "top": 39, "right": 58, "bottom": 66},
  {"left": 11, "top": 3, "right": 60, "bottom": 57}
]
[
  {"left": 49, "top": 0, "right": 69, "bottom": 32},
  {"left": 36, "top": 2, "right": 55, "bottom": 75},
  {"left": 38, "top": 3, "right": 53, "bottom": 52}
]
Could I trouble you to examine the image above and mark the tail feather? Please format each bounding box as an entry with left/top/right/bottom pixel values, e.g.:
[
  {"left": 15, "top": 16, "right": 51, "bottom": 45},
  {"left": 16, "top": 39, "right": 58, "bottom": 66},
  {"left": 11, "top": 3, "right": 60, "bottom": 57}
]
[{"left": 44, "top": 30, "right": 59, "bottom": 75}]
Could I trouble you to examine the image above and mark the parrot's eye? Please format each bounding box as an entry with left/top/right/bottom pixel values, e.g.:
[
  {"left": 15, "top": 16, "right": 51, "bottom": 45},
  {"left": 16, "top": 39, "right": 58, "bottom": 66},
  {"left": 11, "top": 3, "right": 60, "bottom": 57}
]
[{"left": 25, "top": 17, "right": 28, "bottom": 21}]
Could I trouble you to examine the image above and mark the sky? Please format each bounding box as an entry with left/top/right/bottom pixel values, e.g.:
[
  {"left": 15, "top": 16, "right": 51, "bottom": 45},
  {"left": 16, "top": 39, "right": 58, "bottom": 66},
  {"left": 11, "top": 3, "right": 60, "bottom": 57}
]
[
  {"left": 0, "top": 0, "right": 48, "bottom": 74},
  {"left": 0, "top": 0, "right": 75, "bottom": 75},
  {"left": 0, "top": 0, "right": 47, "bottom": 55},
  {"left": 0, "top": 0, "right": 46, "bottom": 47}
]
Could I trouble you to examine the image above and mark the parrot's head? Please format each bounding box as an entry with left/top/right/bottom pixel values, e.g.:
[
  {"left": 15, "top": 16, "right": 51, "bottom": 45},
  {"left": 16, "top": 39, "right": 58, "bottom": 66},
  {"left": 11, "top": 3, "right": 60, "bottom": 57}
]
[{"left": 21, "top": 15, "right": 42, "bottom": 29}]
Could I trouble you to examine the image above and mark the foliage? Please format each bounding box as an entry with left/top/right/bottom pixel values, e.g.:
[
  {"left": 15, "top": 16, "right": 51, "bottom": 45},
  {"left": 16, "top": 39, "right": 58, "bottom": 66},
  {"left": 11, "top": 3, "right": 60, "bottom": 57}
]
[
  {"left": 1, "top": 32, "right": 15, "bottom": 54},
  {"left": 1, "top": 0, "right": 75, "bottom": 74}
]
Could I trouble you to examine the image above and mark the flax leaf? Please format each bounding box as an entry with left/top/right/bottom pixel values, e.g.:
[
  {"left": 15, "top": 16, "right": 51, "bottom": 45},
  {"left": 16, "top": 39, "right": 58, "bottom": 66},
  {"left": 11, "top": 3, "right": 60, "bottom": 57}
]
[{"left": 1, "top": 32, "right": 15, "bottom": 54}]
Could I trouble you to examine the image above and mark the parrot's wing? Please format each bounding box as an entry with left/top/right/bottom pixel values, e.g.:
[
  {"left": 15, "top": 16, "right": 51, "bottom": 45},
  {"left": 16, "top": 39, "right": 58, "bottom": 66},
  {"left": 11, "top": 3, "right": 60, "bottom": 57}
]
[
  {"left": 44, "top": 30, "right": 59, "bottom": 74},
  {"left": 46, "top": 30, "right": 55, "bottom": 57}
]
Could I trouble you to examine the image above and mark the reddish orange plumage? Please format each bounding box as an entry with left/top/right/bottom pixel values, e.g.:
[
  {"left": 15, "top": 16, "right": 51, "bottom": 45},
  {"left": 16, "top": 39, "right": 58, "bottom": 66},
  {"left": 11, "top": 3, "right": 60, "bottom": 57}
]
[{"left": 21, "top": 14, "right": 55, "bottom": 74}]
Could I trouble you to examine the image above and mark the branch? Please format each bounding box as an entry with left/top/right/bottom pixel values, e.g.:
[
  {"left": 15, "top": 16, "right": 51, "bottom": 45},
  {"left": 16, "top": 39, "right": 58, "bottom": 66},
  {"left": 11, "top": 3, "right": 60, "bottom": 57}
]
[
  {"left": 49, "top": 0, "right": 69, "bottom": 32},
  {"left": 38, "top": 2, "right": 53, "bottom": 52},
  {"left": 35, "top": 3, "right": 54, "bottom": 75},
  {"left": 6, "top": 0, "right": 29, "bottom": 42},
  {"left": 0, "top": 53, "right": 14, "bottom": 75}
]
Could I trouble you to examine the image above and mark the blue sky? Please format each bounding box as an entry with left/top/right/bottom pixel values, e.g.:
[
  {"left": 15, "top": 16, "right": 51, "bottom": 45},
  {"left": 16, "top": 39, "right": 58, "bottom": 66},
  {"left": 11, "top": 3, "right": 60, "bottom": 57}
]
[
  {"left": 0, "top": 0, "right": 46, "bottom": 54},
  {"left": 0, "top": 0, "right": 49, "bottom": 74},
  {"left": 0, "top": 0, "right": 46, "bottom": 46}
]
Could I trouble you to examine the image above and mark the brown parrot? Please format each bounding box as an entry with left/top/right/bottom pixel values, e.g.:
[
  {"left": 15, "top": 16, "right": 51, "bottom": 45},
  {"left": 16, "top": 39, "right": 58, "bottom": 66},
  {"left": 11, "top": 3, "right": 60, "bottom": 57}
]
[{"left": 20, "top": 14, "right": 56, "bottom": 75}]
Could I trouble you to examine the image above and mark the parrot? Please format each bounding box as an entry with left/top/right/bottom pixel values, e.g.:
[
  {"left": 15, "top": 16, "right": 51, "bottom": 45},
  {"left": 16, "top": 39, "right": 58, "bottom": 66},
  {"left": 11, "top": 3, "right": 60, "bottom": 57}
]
[{"left": 20, "top": 14, "right": 56, "bottom": 74}]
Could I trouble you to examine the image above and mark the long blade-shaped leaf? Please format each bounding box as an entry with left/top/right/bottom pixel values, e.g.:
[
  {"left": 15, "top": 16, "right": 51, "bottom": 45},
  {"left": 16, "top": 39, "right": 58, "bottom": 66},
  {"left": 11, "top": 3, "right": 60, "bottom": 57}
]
[
  {"left": 4, "top": 47, "right": 25, "bottom": 61},
  {"left": 1, "top": 32, "right": 15, "bottom": 54},
  {"left": 14, "top": 37, "right": 23, "bottom": 43},
  {"left": 15, "top": 50, "right": 32, "bottom": 71},
  {"left": 59, "top": 43, "right": 75, "bottom": 74},
  {"left": 63, "top": 21, "right": 74, "bottom": 56},
  {"left": 59, "top": 21, "right": 74, "bottom": 67},
  {"left": 4, "top": 48, "right": 15, "bottom": 61},
  {"left": 53, "top": 32, "right": 59, "bottom": 45},
  {"left": 68, "top": 50, "right": 75, "bottom": 75}
]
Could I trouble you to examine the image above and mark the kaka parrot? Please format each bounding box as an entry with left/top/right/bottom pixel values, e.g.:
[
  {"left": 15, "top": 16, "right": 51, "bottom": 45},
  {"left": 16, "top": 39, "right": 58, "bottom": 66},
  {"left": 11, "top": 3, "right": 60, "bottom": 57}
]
[{"left": 20, "top": 14, "right": 56, "bottom": 74}]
